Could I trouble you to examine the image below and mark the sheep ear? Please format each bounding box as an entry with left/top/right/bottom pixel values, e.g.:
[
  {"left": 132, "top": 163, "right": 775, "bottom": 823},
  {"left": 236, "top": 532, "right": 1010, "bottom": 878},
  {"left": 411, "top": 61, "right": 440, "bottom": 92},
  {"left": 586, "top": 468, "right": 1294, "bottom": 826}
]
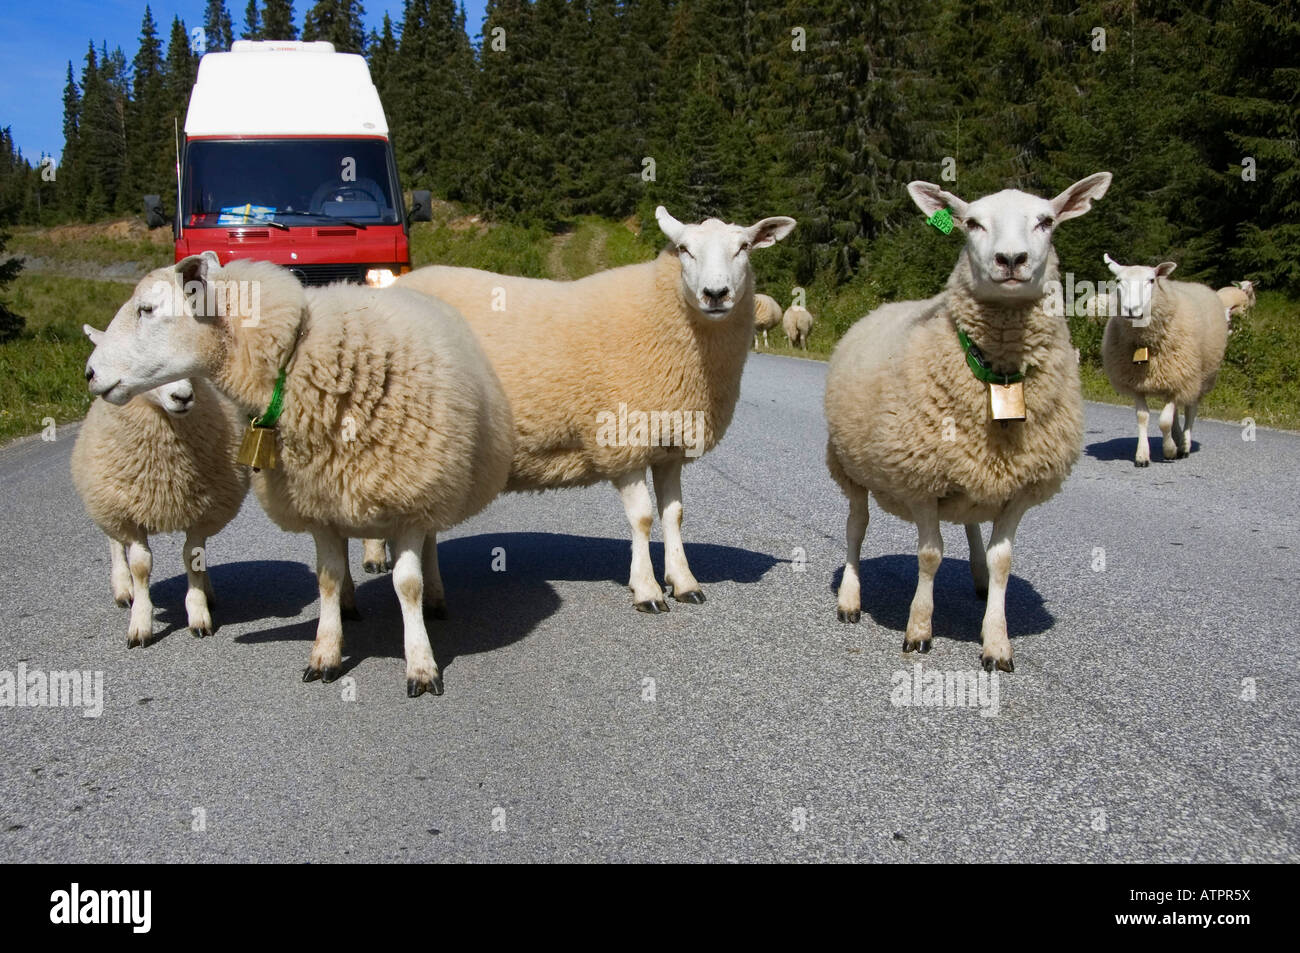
[
  {"left": 1103, "top": 252, "right": 1122, "bottom": 275},
  {"left": 175, "top": 253, "right": 212, "bottom": 289},
  {"left": 907, "top": 181, "right": 968, "bottom": 220},
  {"left": 83, "top": 324, "right": 104, "bottom": 346},
  {"left": 1155, "top": 261, "right": 1177, "bottom": 278},
  {"left": 1051, "top": 172, "right": 1111, "bottom": 223},
  {"left": 655, "top": 206, "right": 686, "bottom": 245},
  {"left": 747, "top": 216, "right": 796, "bottom": 249}
]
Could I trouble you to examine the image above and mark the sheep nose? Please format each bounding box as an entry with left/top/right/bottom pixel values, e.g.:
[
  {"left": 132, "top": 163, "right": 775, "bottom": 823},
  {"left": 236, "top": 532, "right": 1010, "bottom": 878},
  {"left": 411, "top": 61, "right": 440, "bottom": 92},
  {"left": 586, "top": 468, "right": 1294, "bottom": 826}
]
[
  {"left": 995, "top": 252, "right": 1028, "bottom": 271},
  {"left": 703, "top": 286, "right": 729, "bottom": 301},
  {"left": 175, "top": 392, "right": 193, "bottom": 407},
  {"left": 85, "top": 366, "right": 95, "bottom": 382}
]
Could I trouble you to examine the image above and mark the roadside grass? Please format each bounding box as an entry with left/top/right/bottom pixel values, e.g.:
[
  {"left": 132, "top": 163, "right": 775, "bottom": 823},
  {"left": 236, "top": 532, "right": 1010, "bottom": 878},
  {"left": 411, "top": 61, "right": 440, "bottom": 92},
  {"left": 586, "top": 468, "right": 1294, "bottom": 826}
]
[
  {"left": 0, "top": 273, "right": 126, "bottom": 443},
  {"left": 2, "top": 213, "right": 1297, "bottom": 444}
]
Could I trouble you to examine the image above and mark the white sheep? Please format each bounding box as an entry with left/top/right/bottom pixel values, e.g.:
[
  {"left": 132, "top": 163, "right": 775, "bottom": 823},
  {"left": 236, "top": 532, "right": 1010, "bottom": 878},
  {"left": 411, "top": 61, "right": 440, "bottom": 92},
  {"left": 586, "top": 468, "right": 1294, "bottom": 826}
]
[
  {"left": 753, "top": 293, "right": 782, "bottom": 349},
  {"left": 783, "top": 303, "right": 813, "bottom": 349},
  {"left": 70, "top": 370, "right": 249, "bottom": 646},
  {"left": 1101, "top": 254, "right": 1229, "bottom": 466},
  {"left": 84, "top": 255, "right": 514, "bottom": 697},
  {"left": 396, "top": 206, "right": 796, "bottom": 613},
  {"left": 1216, "top": 279, "right": 1255, "bottom": 324},
  {"left": 825, "top": 172, "right": 1111, "bottom": 672}
]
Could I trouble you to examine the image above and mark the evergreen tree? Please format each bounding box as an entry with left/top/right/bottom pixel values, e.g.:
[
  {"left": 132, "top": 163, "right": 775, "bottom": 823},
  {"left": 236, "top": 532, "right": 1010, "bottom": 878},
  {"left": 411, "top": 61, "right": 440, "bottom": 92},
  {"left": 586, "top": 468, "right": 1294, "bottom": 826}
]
[
  {"left": 204, "top": 0, "right": 236, "bottom": 51},
  {"left": 261, "top": 0, "right": 298, "bottom": 40},
  {"left": 242, "top": 0, "right": 262, "bottom": 40},
  {"left": 59, "top": 61, "right": 83, "bottom": 218},
  {"left": 124, "top": 6, "right": 168, "bottom": 208},
  {"left": 302, "top": 0, "right": 367, "bottom": 53}
]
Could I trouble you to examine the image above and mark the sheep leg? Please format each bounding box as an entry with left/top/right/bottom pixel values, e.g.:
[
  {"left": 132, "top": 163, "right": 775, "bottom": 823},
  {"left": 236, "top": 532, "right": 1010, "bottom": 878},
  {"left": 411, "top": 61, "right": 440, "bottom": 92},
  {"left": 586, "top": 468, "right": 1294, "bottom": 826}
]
[
  {"left": 182, "top": 532, "right": 214, "bottom": 638},
  {"left": 109, "top": 537, "right": 132, "bottom": 607},
  {"left": 979, "top": 499, "right": 1029, "bottom": 673},
  {"left": 422, "top": 533, "right": 447, "bottom": 618},
  {"left": 362, "top": 537, "right": 391, "bottom": 574},
  {"left": 125, "top": 535, "right": 153, "bottom": 648},
  {"left": 903, "top": 500, "right": 943, "bottom": 654},
  {"left": 1159, "top": 400, "right": 1178, "bottom": 460},
  {"left": 836, "top": 485, "right": 870, "bottom": 623},
  {"left": 652, "top": 460, "right": 704, "bottom": 604},
  {"left": 1134, "top": 396, "right": 1151, "bottom": 467},
  {"left": 965, "top": 523, "right": 989, "bottom": 599},
  {"left": 303, "top": 527, "right": 347, "bottom": 683},
  {"left": 392, "top": 527, "right": 443, "bottom": 697},
  {"left": 614, "top": 469, "right": 668, "bottom": 613},
  {"left": 1181, "top": 402, "right": 1197, "bottom": 457}
]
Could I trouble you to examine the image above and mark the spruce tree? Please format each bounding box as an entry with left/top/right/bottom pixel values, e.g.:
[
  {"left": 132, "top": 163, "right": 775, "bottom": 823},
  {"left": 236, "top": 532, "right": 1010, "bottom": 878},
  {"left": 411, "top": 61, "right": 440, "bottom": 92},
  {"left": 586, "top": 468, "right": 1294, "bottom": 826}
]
[
  {"left": 204, "top": 0, "right": 236, "bottom": 51},
  {"left": 261, "top": 0, "right": 298, "bottom": 40}
]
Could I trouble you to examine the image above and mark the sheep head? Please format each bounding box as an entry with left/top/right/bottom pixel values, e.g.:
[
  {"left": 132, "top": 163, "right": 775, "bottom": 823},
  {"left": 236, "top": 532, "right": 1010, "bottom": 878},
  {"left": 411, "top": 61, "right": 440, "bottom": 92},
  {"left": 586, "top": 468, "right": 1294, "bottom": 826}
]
[
  {"left": 1104, "top": 254, "right": 1177, "bottom": 322},
  {"left": 908, "top": 172, "right": 1112, "bottom": 304},
  {"left": 655, "top": 206, "right": 796, "bottom": 321},
  {"left": 85, "top": 252, "right": 226, "bottom": 405}
]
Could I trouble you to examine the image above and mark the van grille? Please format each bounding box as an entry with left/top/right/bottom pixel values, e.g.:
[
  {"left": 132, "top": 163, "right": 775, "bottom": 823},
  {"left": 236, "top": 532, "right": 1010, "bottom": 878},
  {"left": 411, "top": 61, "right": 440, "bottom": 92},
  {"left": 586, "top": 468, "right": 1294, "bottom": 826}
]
[{"left": 288, "top": 263, "right": 368, "bottom": 286}]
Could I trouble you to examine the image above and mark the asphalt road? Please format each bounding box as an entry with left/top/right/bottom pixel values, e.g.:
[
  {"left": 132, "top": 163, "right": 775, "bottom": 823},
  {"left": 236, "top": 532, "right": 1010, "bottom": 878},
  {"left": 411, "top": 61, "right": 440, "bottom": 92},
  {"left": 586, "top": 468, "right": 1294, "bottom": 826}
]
[{"left": 1, "top": 353, "right": 1296, "bottom": 862}]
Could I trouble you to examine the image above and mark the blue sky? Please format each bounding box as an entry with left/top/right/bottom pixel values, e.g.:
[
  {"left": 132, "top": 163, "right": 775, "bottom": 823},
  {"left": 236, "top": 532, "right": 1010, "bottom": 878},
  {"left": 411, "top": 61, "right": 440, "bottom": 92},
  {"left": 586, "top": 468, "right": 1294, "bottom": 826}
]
[{"left": 0, "top": 1, "right": 491, "bottom": 162}]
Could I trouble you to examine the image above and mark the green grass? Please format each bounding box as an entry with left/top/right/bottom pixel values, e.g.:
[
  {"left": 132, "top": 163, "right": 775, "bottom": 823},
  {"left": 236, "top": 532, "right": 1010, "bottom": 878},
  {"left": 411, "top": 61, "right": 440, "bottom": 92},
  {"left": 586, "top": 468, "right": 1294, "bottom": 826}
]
[
  {"left": 3, "top": 213, "right": 1298, "bottom": 445},
  {"left": 0, "top": 273, "right": 127, "bottom": 443}
]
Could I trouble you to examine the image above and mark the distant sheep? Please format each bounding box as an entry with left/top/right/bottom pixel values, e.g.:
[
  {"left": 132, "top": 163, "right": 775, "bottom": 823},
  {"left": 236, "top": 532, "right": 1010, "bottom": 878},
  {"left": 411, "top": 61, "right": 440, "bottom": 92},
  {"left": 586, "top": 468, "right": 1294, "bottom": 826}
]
[
  {"left": 825, "top": 173, "right": 1111, "bottom": 672},
  {"left": 397, "top": 206, "right": 795, "bottom": 613},
  {"left": 783, "top": 303, "right": 813, "bottom": 349},
  {"left": 753, "top": 293, "right": 782, "bottom": 348},
  {"left": 70, "top": 371, "right": 248, "bottom": 647},
  {"left": 1216, "top": 280, "right": 1255, "bottom": 324},
  {"left": 1101, "top": 254, "right": 1228, "bottom": 466},
  {"left": 85, "top": 255, "right": 514, "bottom": 697}
]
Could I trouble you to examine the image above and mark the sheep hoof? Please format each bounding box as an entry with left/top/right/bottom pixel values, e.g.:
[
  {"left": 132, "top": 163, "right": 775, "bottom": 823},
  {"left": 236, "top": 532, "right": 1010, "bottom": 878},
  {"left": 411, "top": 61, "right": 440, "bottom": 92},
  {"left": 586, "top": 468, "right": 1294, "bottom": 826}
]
[
  {"left": 635, "top": 599, "right": 669, "bottom": 614},
  {"left": 1177, "top": 449, "right": 1189, "bottom": 459},
  {"left": 902, "top": 636, "right": 931, "bottom": 654},
  {"left": 320, "top": 666, "right": 342, "bottom": 683},
  {"left": 126, "top": 630, "right": 151, "bottom": 649},
  {"left": 341, "top": 605, "right": 363, "bottom": 622},
  {"left": 362, "top": 560, "right": 390, "bottom": 575},
  {"left": 302, "top": 666, "right": 323, "bottom": 682},
  {"left": 425, "top": 600, "right": 449, "bottom": 620},
  {"left": 407, "top": 675, "right": 443, "bottom": 698},
  {"left": 114, "top": 595, "right": 132, "bottom": 608},
  {"left": 836, "top": 609, "right": 860, "bottom": 624},
  {"left": 189, "top": 625, "right": 213, "bottom": 639},
  {"left": 1134, "top": 460, "right": 1149, "bottom": 468},
  {"left": 981, "top": 654, "right": 1014, "bottom": 674},
  {"left": 674, "top": 589, "right": 706, "bottom": 604}
]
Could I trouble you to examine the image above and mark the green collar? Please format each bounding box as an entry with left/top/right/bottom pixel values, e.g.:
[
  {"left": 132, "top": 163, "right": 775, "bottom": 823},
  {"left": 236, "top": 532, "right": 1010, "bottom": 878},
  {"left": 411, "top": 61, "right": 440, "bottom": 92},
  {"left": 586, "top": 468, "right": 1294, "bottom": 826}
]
[
  {"left": 957, "top": 326, "right": 1027, "bottom": 385},
  {"left": 251, "top": 365, "right": 287, "bottom": 429}
]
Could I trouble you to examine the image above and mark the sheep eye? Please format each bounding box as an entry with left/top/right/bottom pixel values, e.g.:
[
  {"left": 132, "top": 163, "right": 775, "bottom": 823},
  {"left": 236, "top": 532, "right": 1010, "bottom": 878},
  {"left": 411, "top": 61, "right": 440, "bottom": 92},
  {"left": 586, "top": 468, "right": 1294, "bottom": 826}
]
[
  {"left": 1037, "top": 217, "right": 1054, "bottom": 230},
  {"left": 738, "top": 242, "right": 751, "bottom": 254},
  {"left": 965, "top": 219, "right": 982, "bottom": 231},
  {"left": 677, "top": 245, "right": 691, "bottom": 257}
]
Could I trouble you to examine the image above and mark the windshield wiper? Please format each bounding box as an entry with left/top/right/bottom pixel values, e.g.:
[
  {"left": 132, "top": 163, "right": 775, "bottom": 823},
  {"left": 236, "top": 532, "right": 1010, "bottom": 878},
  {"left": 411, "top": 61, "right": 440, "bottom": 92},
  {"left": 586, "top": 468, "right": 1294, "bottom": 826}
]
[
  {"left": 210, "top": 211, "right": 289, "bottom": 231},
  {"left": 290, "top": 213, "right": 370, "bottom": 230}
]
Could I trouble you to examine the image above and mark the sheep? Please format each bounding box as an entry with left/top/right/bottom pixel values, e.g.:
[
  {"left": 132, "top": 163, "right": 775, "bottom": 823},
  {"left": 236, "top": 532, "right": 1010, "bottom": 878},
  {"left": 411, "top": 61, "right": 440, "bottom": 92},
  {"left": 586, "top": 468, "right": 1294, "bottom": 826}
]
[
  {"left": 783, "top": 303, "right": 813, "bottom": 349},
  {"left": 1101, "top": 253, "right": 1229, "bottom": 466},
  {"left": 753, "top": 293, "right": 782, "bottom": 349},
  {"left": 1216, "top": 279, "right": 1255, "bottom": 324},
  {"left": 825, "top": 172, "right": 1112, "bottom": 673},
  {"left": 395, "top": 206, "right": 796, "bottom": 613},
  {"left": 84, "top": 254, "right": 514, "bottom": 697},
  {"left": 70, "top": 370, "right": 249, "bottom": 647}
]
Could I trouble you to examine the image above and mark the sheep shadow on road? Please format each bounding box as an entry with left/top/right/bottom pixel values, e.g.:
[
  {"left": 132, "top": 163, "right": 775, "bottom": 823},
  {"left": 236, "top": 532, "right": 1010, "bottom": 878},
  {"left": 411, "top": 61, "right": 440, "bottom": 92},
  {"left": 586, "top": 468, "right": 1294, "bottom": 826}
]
[
  {"left": 829, "top": 554, "right": 1054, "bottom": 643},
  {"left": 150, "top": 559, "right": 319, "bottom": 644},
  {"left": 1086, "top": 436, "right": 1200, "bottom": 462}
]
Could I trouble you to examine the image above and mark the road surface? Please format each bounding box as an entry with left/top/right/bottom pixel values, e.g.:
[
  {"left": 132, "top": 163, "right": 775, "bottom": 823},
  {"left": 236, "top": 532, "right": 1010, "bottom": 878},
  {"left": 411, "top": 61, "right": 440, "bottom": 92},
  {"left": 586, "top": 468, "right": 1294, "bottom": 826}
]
[{"left": 1, "top": 353, "right": 1296, "bottom": 862}]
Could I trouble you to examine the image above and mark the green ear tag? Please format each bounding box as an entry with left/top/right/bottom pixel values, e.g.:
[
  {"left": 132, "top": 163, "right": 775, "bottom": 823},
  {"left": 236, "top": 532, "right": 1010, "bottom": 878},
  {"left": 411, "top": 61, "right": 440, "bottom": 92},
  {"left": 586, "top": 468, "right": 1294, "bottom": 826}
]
[{"left": 927, "top": 208, "right": 955, "bottom": 234}]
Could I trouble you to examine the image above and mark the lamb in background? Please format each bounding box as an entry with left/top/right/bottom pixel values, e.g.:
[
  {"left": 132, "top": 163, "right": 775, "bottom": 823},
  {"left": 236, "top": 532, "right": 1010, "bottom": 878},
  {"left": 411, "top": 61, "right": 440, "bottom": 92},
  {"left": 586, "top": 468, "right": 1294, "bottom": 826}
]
[
  {"left": 397, "top": 206, "right": 795, "bottom": 613},
  {"left": 1216, "top": 279, "right": 1256, "bottom": 325},
  {"left": 1101, "top": 254, "right": 1229, "bottom": 466},
  {"left": 84, "top": 255, "right": 514, "bottom": 697},
  {"left": 753, "top": 293, "right": 782, "bottom": 349},
  {"left": 825, "top": 172, "right": 1111, "bottom": 672},
  {"left": 70, "top": 369, "right": 249, "bottom": 647},
  {"left": 783, "top": 303, "right": 813, "bottom": 349}
]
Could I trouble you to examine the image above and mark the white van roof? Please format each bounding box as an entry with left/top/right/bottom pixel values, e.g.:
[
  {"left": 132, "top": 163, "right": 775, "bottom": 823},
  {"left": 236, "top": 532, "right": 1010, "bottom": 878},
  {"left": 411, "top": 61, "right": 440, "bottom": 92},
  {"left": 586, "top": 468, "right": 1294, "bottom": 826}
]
[{"left": 184, "top": 41, "right": 389, "bottom": 138}]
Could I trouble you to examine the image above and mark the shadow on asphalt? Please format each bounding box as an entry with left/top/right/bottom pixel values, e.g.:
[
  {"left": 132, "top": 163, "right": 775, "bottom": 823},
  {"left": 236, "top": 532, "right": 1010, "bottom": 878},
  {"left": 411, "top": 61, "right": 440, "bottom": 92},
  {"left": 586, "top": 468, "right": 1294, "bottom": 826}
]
[
  {"left": 149, "top": 559, "right": 320, "bottom": 645},
  {"left": 154, "top": 533, "right": 777, "bottom": 674},
  {"left": 829, "top": 554, "right": 1054, "bottom": 642},
  {"left": 1086, "top": 436, "right": 1199, "bottom": 462}
]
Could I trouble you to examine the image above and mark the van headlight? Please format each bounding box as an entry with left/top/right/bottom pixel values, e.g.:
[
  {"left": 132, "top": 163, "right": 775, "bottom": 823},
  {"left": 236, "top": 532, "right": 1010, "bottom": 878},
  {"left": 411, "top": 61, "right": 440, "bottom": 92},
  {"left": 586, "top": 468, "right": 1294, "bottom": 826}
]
[{"left": 365, "top": 268, "right": 397, "bottom": 288}]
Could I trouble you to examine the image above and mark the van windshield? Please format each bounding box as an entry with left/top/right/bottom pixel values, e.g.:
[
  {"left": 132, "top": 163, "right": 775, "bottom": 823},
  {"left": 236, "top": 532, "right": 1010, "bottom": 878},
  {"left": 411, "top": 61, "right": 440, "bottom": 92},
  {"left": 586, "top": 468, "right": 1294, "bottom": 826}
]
[{"left": 182, "top": 138, "right": 401, "bottom": 228}]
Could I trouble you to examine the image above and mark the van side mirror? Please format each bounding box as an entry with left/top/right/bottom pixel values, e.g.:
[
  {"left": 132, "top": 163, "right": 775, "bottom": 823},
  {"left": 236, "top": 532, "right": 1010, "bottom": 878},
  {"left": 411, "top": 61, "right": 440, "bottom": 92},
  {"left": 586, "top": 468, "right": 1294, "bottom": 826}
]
[
  {"left": 408, "top": 190, "right": 433, "bottom": 224},
  {"left": 143, "top": 195, "right": 166, "bottom": 229}
]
